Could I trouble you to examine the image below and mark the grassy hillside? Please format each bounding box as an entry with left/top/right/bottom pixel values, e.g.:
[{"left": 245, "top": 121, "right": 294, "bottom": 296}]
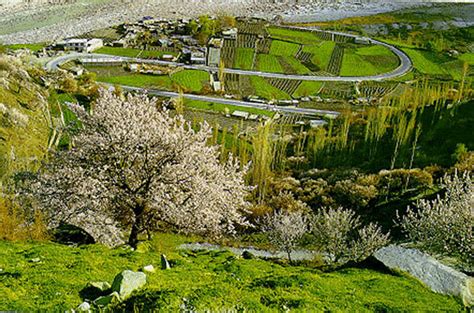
[
  {"left": 0, "top": 234, "right": 462, "bottom": 312},
  {"left": 0, "top": 57, "right": 51, "bottom": 181}
]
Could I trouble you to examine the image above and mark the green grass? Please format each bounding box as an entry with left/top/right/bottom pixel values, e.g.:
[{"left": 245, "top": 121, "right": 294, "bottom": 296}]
[
  {"left": 269, "top": 40, "right": 300, "bottom": 56},
  {"left": 302, "top": 41, "right": 336, "bottom": 71},
  {"left": 4, "top": 43, "right": 45, "bottom": 52},
  {"left": 234, "top": 48, "right": 254, "bottom": 70},
  {"left": 355, "top": 45, "right": 394, "bottom": 56},
  {"left": 401, "top": 48, "right": 448, "bottom": 76},
  {"left": 267, "top": 27, "right": 321, "bottom": 45},
  {"left": 170, "top": 70, "right": 209, "bottom": 93},
  {"left": 250, "top": 76, "right": 291, "bottom": 100},
  {"left": 280, "top": 56, "right": 312, "bottom": 74},
  {"left": 340, "top": 51, "right": 379, "bottom": 76},
  {"left": 0, "top": 237, "right": 462, "bottom": 311},
  {"left": 256, "top": 54, "right": 285, "bottom": 73},
  {"left": 185, "top": 100, "right": 274, "bottom": 117},
  {"left": 96, "top": 73, "right": 173, "bottom": 90},
  {"left": 292, "top": 81, "right": 324, "bottom": 98},
  {"left": 459, "top": 53, "right": 474, "bottom": 65},
  {"left": 340, "top": 46, "right": 399, "bottom": 77},
  {"left": 96, "top": 47, "right": 177, "bottom": 59}
]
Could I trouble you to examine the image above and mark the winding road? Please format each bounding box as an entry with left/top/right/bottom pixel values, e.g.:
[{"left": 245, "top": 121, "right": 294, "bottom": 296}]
[{"left": 45, "top": 26, "right": 412, "bottom": 116}]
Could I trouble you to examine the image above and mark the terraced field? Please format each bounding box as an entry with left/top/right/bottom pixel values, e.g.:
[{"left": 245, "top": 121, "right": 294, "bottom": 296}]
[
  {"left": 256, "top": 54, "right": 285, "bottom": 73},
  {"left": 234, "top": 48, "right": 255, "bottom": 70},
  {"left": 267, "top": 27, "right": 321, "bottom": 45},
  {"left": 269, "top": 40, "right": 301, "bottom": 56},
  {"left": 292, "top": 81, "right": 325, "bottom": 98},
  {"left": 171, "top": 70, "right": 209, "bottom": 93},
  {"left": 250, "top": 76, "right": 291, "bottom": 100},
  {"left": 302, "top": 41, "right": 336, "bottom": 71},
  {"left": 340, "top": 45, "right": 400, "bottom": 76}
]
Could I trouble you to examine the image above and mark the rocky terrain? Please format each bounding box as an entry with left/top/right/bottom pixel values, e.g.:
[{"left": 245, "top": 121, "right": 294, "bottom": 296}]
[{"left": 0, "top": 0, "right": 428, "bottom": 44}]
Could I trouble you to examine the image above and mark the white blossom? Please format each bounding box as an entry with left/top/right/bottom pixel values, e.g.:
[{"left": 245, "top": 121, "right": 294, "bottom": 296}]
[{"left": 25, "top": 90, "right": 251, "bottom": 247}]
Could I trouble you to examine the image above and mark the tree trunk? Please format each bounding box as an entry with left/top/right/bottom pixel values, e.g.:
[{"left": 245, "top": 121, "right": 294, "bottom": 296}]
[
  {"left": 128, "top": 205, "right": 144, "bottom": 249},
  {"left": 128, "top": 222, "right": 140, "bottom": 249},
  {"left": 287, "top": 250, "right": 292, "bottom": 264}
]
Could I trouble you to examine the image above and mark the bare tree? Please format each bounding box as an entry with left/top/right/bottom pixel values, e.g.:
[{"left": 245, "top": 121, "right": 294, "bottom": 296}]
[
  {"left": 398, "top": 171, "right": 473, "bottom": 262},
  {"left": 311, "top": 207, "right": 389, "bottom": 266},
  {"left": 23, "top": 90, "right": 250, "bottom": 248},
  {"left": 263, "top": 210, "right": 308, "bottom": 263}
]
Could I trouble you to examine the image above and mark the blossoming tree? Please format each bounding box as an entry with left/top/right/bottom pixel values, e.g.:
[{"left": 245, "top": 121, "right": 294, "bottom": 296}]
[{"left": 26, "top": 90, "right": 250, "bottom": 247}]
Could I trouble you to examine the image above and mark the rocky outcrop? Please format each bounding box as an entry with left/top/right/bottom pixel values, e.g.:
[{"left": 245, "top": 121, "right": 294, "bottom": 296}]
[
  {"left": 374, "top": 245, "right": 473, "bottom": 307},
  {"left": 111, "top": 270, "right": 147, "bottom": 300}
]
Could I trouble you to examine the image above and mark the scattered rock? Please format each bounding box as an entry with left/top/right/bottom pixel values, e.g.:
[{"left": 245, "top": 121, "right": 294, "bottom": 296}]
[
  {"left": 94, "top": 291, "right": 120, "bottom": 307},
  {"left": 87, "top": 281, "right": 111, "bottom": 292},
  {"left": 242, "top": 250, "right": 255, "bottom": 260},
  {"left": 374, "top": 245, "right": 474, "bottom": 307},
  {"left": 29, "top": 258, "right": 41, "bottom": 263},
  {"left": 161, "top": 254, "right": 171, "bottom": 270},
  {"left": 111, "top": 270, "right": 146, "bottom": 299},
  {"left": 76, "top": 301, "right": 91, "bottom": 312},
  {"left": 143, "top": 265, "right": 156, "bottom": 273}
]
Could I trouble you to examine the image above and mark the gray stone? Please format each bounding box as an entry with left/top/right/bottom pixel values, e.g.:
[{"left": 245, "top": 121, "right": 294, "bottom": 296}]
[
  {"left": 161, "top": 254, "right": 171, "bottom": 270},
  {"left": 374, "top": 245, "right": 474, "bottom": 307},
  {"left": 94, "top": 291, "right": 120, "bottom": 307},
  {"left": 111, "top": 270, "right": 146, "bottom": 299},
  {"left": 76, "top": 301, "right": 91, "bottom": 312},
  {"left": 87, "top": 281, "right": 111, "bottom": 292},
  {"left": 143, "top": 265, "right": 156, "bottom": 273},
  {"left": 30, "top": 257, "right": 41, "bottom": 263}
]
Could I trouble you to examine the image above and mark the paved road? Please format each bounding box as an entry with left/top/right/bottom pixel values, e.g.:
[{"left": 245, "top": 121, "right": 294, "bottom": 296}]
[{"left": 119, "top": 85, "right": 339, "bottom": 117}]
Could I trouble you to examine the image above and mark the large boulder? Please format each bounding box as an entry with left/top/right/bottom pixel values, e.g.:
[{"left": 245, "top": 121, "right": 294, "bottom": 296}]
[
  {"left": 111, "top": 270, "right": 146, "bottom": 300},
  {"left": 374, "top": 245, "right": 473, "bottom": 307}
]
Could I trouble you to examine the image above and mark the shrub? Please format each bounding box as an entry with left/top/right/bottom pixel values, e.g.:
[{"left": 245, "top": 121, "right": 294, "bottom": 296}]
[
  {"left": 262, "top": 210, "right": 309, "bottom": 263},
  {"left": 398, "top": 171, "right": 473, "bottom": 263},
  {"left": 311, "top": 207, "right": 390, "bottom": 267},
  {"left": 0, "top": 197, "right": 48, "bottom": 241}
]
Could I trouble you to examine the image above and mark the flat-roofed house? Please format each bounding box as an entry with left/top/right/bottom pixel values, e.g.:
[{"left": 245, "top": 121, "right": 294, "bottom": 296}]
[{"left": 57, "top": 38, "right": 104, "bottom": 53}]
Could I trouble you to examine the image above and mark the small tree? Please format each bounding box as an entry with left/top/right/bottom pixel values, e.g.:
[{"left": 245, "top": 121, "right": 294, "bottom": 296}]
[
  {"left": 311, "top": 207, "right": 389, "bottom": 266},
  {"left": 23, "top": 90, "right": 251, "bottom": 248},
  {"left": 263, "top": 210, "right": 308, "bottom": 263},
  {"left": 398, "top": 171, "right": 473, "bottom": 263}
]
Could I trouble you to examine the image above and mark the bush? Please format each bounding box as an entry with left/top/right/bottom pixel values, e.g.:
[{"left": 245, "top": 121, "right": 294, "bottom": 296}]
[
  {"left": 0, "top": 197, "right": 48, "bottom": 241},
  {"left": 398, "top": 171, "right": 473, "bottom": 263},
  {"left": 262, "top": 210, "right": 309, "bottom": 263},
  {"left": 311, "top": 207, "right": 390, "bottom": 267}
]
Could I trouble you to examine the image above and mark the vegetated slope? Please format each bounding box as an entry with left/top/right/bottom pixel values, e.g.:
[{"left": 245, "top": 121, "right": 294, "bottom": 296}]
[
  {"left": 0, "top": 234, "right": 462, "bottom": 311},
  {"left": 0, "top": 56, "right": 52, "bottom": 181}
]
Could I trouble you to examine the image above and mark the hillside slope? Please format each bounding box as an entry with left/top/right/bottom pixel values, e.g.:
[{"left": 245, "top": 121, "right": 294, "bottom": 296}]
[{"left": 0, "top": 55, "right": 52, "bottom": 182}]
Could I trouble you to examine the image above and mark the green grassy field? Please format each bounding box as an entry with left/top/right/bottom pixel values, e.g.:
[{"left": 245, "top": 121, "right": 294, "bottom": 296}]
[
  {"left": 280, "top": 56, "right": 312, "bottom": 74},
  {"left": 96, "top": 73, "right": 173, "bottom": 90},
  {"left": 234, "top": 48, "right": 255, "bottom": 70},
  {"left": 340, "top": 46, "right": 399, "bottom": 77},
  {"left": 0, "top": 237, "right": 462, "bottom": 311},
  {"left": 96, "top": 47, "right": 177, "bottom": 59},
  {"left": 250, "top": 76, "right": 291, "bottom": 100},
  {"left": 256, "top": 54, "right": 285, "bottom": 73},
  {"left": 4, "top": 43, "right": 45, "bottom": 52},
  {"left": 171, "top": 70, "right": 209, "bottom": 93},
  {"left": 302, "top": 41, "right": 336, "bottom": 71},
  {"left": 269, "top": 40, "right": 300, "bottom": 56},
  {"left": 292, "top": 81, "right": 324, "bottom": 98},
  {"left": 267, "top": 27, "right": 321, "bottom": 45},
  {"left": 401, "top": 48, "right": 448, "bottom": 76},
  {"left": 459, "top": 53, "right": 474, "bottom": 65}
]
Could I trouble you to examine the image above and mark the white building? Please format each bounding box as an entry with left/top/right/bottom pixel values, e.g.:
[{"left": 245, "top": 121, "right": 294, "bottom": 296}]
[{"left": 57, "top": 38, "right": 104, "bottom": 53}]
